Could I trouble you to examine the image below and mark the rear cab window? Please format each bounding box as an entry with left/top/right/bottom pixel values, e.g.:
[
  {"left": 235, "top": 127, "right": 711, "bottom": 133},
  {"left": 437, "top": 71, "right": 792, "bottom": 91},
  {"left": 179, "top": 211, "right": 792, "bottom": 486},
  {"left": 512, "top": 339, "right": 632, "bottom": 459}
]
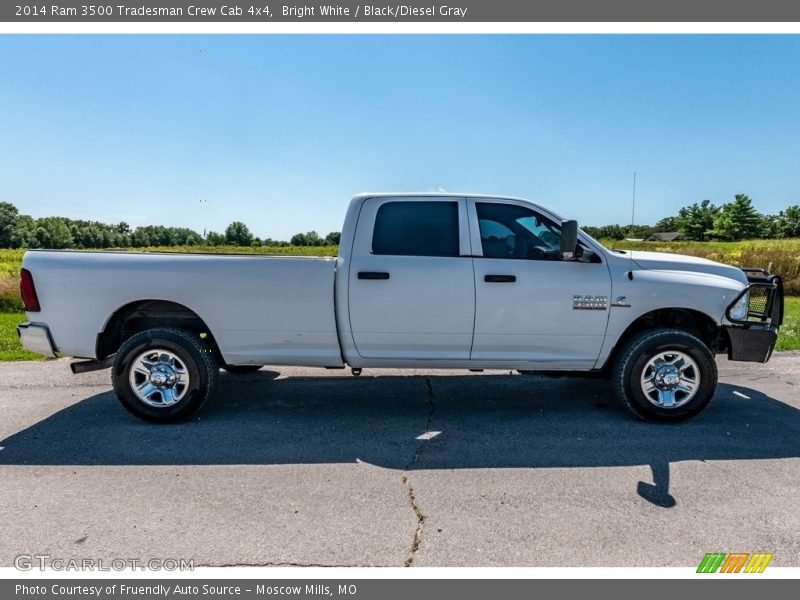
[{"left": 372, "top": 201, "right": 460, "bottom": 257}]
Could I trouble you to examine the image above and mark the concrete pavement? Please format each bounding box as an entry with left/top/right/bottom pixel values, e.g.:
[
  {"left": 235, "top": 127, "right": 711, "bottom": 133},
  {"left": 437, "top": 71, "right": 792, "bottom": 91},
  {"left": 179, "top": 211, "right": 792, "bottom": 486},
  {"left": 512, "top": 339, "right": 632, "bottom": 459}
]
[{"left": 0, "top": 355, "right": 798, "bottom": 567}]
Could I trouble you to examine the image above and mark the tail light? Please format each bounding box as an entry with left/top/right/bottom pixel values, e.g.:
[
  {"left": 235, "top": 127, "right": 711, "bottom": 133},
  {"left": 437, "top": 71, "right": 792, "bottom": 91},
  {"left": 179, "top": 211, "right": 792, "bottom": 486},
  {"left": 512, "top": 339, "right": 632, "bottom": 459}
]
[{"left": 20, "top": 268, "right": 40, "bottom": 312}]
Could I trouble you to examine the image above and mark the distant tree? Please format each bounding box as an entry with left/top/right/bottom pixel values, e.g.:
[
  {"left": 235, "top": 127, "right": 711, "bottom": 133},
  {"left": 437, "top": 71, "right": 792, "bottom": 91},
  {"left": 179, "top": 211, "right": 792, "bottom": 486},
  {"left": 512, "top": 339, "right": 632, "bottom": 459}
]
[
  {"left": 626, "top": 225, "right": 655, "bottom": 239},
  {"left": 676, "top": 200, "right": 718, "bottom": 241},
  {"left": 132, "top": 225, "right": 167, "bottom": 246},
  {"left": 290, "top": 231, "right": 325, "bottom": 246},
  {"left": 760, "top": 214, "right": 780, "bottom": 239},
  {"left": 224, "top": 221, "right": 253, "bottom": 246},
  {"left": 206, "top": 231, "right": 225, "bottom": 246},
  {"left": 586, "top": 224, "right": 625, "bottom": 240},
  {"left": 654, "top": 216, "right": 679, "bottom": 231},
  {"left": 0, "top": 202, "right": 19, "bottom": 248},
  {"left": 261, "top": 237, "right": 288, "bottom": 247},
  {"left": 773, "top": 205, "right": 800, "bottom": 238},
  {"left": 136, "top": 231, "right": 150, "bottom": 246},
  {"left": 306, "top": 230, "right": 324, "bottom": 246},
  {"left": 70, "top": 223, "right": 103, "bottom": 248},
  {"left": 32, "top": 217, "right": 74, "bottom": 249},
  {"left": 324, "top": 231, "right": 341, "bottom": 245},
  {"left": 171, "top": 227, "right": 203, "bottom": 246},
  {"left": 581, "top": 226, "right": 600, "bottom": 239},
  {"left": 124, "top": 225, "right": 198, "bottom": 247},
  {"left": 11, "top": 214, "right": 35, "bottom": 248},
  {"left": 129, "top": 227, "right": 150, "bottom": 247},
  {"left": 711, "top": 194, "right": 763, "bottom": 241},
  {"left": 289, "top": 231, "right": 332, "bottom": 246},
  {"left": 52, "top": 218, "right": 131, "bottom": 248}
]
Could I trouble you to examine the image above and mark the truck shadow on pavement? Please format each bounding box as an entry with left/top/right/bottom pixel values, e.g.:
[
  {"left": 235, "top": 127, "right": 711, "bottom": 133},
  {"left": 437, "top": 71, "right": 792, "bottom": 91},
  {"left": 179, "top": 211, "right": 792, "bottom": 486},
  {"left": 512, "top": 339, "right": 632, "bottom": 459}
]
[{"left": 1, "top": 372, "right": 798, "bottom": 507}]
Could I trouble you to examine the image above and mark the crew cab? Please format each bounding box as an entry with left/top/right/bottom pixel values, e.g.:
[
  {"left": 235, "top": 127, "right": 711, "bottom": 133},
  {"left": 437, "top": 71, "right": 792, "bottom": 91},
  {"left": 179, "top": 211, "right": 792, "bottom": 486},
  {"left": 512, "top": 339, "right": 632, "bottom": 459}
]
[{"left": 17, "top": 193, "right": 784, "bottom": 423}]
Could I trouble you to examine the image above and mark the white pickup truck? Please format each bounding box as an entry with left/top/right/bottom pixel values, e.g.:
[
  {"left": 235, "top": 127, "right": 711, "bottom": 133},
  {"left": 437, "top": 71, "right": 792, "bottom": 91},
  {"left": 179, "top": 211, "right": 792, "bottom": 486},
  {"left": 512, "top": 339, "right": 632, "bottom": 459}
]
[{"left": 18, "top": 193, "right": 784, "bottom": 423}]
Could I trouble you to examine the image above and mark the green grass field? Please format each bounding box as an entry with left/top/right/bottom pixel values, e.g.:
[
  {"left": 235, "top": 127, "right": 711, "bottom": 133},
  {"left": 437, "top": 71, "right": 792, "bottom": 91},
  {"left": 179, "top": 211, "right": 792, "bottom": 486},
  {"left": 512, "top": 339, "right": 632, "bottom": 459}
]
[
  {"left": 775, "top": 296, "right": 800, "bottom": 352},
  {"left": 0, "top": 244, "right": 798, "bottom": 360},
  {"left": 0, "top": 313, "right": 43, "bottom": 361}
]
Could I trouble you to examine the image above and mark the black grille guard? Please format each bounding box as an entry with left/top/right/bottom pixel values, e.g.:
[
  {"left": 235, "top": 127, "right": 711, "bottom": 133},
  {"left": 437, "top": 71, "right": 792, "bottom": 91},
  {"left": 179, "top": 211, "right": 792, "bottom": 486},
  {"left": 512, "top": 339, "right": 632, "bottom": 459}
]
[{"left": 726, "top": 268, "right": 784, "bottom": 328}]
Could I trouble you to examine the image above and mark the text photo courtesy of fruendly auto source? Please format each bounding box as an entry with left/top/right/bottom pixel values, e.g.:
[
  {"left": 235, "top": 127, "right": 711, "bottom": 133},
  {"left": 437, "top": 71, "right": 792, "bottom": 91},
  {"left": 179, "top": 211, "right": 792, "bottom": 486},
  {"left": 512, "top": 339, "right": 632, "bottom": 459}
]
[{"left": 1, "top": 35, "right": 799, "bottom": 570}]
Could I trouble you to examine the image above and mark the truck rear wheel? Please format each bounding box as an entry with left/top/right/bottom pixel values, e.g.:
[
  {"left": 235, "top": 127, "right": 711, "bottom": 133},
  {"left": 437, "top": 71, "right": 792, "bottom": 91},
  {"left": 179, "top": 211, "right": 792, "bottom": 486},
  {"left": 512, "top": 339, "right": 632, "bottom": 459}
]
[
  {"left": 612, "top": 328, "right": 717, "bottom": 423},
  {"left": 112, "top": 327, "right": 218, "bottom": 423}
]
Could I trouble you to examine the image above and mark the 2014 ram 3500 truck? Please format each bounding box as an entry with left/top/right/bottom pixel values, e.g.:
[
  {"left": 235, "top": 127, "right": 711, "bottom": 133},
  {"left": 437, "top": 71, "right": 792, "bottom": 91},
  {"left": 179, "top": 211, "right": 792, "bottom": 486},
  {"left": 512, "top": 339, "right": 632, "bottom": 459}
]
[{"left": 17, "top": 194, "right": 784, "bottom": 423}]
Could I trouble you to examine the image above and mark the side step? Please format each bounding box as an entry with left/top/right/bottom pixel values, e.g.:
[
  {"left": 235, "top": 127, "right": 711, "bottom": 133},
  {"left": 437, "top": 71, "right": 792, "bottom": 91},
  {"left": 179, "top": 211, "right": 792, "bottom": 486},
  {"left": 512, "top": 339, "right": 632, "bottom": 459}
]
[{"left": 70, "top": 356, "right": 114, "bottom": 374}]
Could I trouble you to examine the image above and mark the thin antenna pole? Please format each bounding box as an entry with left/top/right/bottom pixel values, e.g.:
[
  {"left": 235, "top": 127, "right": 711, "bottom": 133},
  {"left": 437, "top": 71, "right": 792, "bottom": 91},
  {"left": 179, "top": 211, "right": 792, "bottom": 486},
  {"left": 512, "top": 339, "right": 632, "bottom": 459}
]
[
  {"left": 628, "top": 172, "right": 636, "bottom": 280},
  {"left": 631, "top": 172, "right": 637, "bottom": 232}
]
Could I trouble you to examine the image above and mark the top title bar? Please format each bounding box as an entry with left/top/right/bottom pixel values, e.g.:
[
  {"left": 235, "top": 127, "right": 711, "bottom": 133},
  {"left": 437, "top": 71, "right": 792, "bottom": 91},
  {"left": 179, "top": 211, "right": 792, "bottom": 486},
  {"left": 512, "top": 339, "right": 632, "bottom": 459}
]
[{"left": 5, "top": 0, "right": 800, "bottom": 22}]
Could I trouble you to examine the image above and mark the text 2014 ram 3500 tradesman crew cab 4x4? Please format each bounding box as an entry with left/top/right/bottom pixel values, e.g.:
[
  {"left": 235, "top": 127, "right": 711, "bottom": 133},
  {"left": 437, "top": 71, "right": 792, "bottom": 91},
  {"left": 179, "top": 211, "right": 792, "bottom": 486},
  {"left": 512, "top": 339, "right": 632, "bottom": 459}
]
[{"left": 18, "top": 194, "right": 784, "bottom": 423}]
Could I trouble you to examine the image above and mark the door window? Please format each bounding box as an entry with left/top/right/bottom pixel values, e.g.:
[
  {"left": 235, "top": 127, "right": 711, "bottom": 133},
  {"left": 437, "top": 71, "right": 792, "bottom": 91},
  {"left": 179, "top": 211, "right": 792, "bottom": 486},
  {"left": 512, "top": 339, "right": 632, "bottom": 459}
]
[{"left": 476, "top": 202, "right": 562, "bottom": 260}]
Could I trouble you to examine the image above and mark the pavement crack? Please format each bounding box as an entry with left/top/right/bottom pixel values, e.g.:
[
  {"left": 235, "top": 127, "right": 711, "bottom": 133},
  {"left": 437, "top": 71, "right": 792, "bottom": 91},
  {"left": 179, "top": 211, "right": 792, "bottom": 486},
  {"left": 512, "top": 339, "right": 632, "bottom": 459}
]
[
  {"left": 401, "top": 376, "right": 436, "bottom": 567},
  {"left": 407, "top": 377, "right": 437, "bottom": 469},
  {"left": 401, "top": 474, "right": 425, "bottom": 567},
  {"left": 424, "top": 377, "right": 434, "bottom": 402}
]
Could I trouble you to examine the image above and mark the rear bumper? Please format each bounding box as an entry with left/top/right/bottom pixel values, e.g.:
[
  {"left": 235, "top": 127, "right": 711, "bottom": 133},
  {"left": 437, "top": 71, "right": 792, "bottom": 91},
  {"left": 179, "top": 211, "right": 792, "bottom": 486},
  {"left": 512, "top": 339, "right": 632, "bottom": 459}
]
[
  {"left": 17, "top": 322, "right": 57, "bottom": 358},
  {"left": 723, "top": 269, "right": 783, "bottom": 363}
]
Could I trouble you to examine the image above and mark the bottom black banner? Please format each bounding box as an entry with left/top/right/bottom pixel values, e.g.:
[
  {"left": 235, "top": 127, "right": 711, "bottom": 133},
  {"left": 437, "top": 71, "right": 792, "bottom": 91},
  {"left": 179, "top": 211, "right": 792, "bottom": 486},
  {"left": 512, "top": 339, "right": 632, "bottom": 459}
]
[{"left": 2, "top": 579, "right": 794, "bottom": 600}]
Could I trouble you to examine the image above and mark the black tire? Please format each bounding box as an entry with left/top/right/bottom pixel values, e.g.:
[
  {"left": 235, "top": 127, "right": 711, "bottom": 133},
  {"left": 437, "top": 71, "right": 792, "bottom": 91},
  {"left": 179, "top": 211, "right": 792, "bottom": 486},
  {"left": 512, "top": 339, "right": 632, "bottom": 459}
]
[
  {"left": 112, "top": 327, "right": 218, "bottom": 423},
  {"left": 612, "top": 328, "right": 717, "bottom": 423},
  {"left": 222, "top": 364, "right": 263, "bottom": 374}
]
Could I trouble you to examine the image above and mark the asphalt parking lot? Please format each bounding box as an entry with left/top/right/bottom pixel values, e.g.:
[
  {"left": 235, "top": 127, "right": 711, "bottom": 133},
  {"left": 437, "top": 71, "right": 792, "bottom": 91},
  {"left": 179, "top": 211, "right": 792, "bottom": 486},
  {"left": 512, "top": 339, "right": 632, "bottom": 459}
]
[{"left": 0, "top": 355, "right": 798, "bottom": 568}]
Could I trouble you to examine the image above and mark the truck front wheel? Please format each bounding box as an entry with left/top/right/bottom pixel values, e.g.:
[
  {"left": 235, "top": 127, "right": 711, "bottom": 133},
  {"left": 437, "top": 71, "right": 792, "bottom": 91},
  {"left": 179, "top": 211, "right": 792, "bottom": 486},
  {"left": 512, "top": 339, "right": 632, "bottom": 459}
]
[
  {"left": 612, "top": 329, "right": 717, "bottom": 423},
  {"left": 112, "top": 327, "right": 218, "bottom": 423}
]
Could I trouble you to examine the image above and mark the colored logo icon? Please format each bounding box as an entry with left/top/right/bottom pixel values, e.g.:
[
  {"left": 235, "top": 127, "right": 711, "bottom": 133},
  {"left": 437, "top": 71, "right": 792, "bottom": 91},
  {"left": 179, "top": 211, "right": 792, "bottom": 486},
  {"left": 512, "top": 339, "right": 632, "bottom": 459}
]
[{"left": 697, "top": 552, "right": 773, "bottom": 573}]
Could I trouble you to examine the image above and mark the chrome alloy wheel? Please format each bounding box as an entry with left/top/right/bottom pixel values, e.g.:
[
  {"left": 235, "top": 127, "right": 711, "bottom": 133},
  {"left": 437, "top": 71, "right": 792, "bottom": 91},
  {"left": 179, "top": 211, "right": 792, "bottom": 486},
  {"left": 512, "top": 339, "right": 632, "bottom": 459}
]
[
  {"left": 640, "top": 350, "right": 700, "bottom": 409},
  {"left": 128, "top": 349, "right": 190, "bottom": 407}
]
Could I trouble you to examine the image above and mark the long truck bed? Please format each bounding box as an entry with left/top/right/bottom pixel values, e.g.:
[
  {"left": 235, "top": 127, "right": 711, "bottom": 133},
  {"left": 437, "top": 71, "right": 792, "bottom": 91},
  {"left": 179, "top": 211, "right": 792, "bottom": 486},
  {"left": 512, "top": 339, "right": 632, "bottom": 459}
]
[{"left": 21, "top": 250, "right": 344, "bottom": 367}]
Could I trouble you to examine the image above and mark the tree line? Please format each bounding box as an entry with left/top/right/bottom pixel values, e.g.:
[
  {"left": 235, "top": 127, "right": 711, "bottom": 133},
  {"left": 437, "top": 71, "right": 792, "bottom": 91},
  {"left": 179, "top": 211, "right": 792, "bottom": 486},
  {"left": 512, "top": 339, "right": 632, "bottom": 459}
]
[
  {"left": 583, "top": 194, "right": 800, "bottom": 241},
  {"left": 0, "top": 194, "right": 798, "bottom": 250},
  {"left": 0, "top": 202, "right": 341, "bottom": 249}
]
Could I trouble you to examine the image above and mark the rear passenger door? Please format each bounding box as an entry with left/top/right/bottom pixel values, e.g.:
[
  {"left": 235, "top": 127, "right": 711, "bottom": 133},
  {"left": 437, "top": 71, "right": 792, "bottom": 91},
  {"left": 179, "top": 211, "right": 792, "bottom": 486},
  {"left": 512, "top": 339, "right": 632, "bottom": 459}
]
[{"left": 347, "top": 197, "right": 475, "bottom": 360}]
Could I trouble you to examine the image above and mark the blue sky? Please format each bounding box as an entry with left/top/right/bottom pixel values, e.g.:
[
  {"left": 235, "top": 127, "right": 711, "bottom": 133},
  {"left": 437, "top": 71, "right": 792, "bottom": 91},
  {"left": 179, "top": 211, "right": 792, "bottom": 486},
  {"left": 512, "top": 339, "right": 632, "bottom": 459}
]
[{"left": 1, "top": 35, "right": 799, "bottom": 239}]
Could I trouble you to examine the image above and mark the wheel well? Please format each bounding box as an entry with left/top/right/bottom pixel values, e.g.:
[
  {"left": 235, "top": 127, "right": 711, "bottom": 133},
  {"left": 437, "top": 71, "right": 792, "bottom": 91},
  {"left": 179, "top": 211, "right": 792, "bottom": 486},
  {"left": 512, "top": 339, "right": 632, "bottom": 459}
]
[
  {"left": 604, "top": 308, "right": 723, "bottom": 372},
  {"left": 96, "top": 300, "right": 219, "bottom": 360}
]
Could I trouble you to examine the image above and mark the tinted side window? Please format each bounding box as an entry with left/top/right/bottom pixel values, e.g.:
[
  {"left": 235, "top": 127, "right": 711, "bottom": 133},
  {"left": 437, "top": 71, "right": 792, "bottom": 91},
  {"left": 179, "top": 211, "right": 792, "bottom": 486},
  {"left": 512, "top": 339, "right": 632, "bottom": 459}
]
[{"left": 372, "top": 201, "right": 460, "bottom": 257}]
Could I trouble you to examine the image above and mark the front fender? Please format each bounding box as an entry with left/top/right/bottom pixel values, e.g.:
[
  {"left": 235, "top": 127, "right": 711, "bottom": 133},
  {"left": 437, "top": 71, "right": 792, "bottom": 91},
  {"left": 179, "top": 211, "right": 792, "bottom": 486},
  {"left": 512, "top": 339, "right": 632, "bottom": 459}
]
[{"left": 594, "top": 269, "right": 746, "bottom": 369}]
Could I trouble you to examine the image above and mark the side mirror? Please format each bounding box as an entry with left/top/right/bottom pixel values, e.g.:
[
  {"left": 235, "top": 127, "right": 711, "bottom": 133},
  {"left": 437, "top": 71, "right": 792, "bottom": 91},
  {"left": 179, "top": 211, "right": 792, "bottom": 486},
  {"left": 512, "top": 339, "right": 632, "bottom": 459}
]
[{"left": 560, "top": 219, "right": 578, "bottom": 260}]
